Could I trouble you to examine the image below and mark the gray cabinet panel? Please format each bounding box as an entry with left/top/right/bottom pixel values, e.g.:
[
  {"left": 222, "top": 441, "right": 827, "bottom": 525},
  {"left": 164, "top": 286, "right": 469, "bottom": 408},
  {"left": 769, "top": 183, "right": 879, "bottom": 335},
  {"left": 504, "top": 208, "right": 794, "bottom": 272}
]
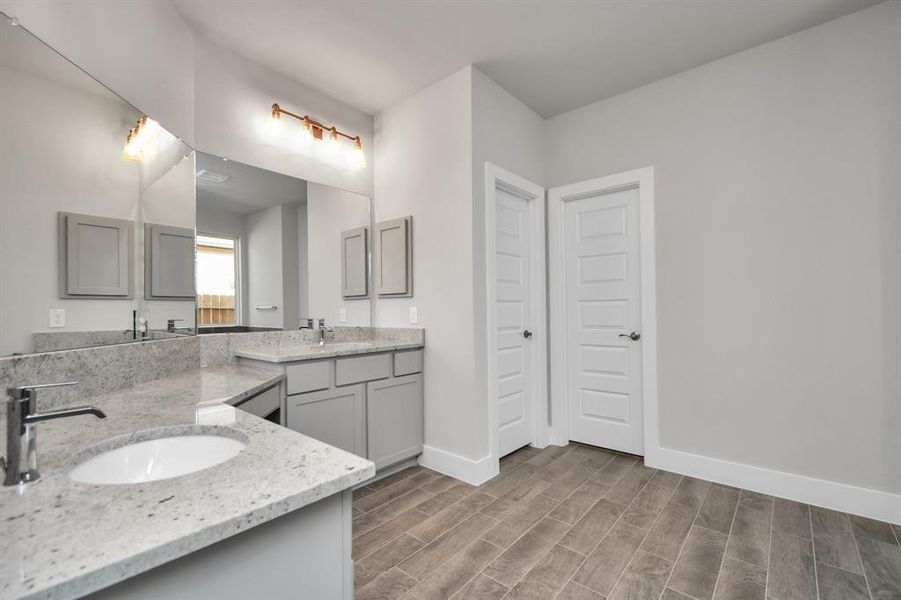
[
  {"left": 145, "top": 224, "right": 195, "bottom": 298},
  {"left": 286, "top": 360, "right": 332, "bottom": 395},
  {"left": 90, "top": 491, "right": 353, "bottom": 600},
  {"left": 235, "top": 385, "right": 280, "bottom": 418},
  {"left": 58, "top": 212, "right": 133, "bottom": 297},
  {"left": 335, "top": 353, "right": 390, "bottom": 386},
  {"left": 286, "top": 385, "right": 365, "bottom": 457},
  {"left": 375, "top": 216, "right": 412, "bottom": 297},
  {"left": 394, "top": 349, "right": 423, "bottom": 376},
  {"left": 366, "top": 374, "right": 423, "bottom": 470},
  {"left": 341, "top": 226, "right": 368, "bottom": 299}
]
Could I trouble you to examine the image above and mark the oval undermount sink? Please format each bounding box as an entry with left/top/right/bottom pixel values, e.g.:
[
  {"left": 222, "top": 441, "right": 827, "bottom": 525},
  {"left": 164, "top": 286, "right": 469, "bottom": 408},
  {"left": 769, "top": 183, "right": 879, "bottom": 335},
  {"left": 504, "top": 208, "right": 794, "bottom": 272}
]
[{"left": 68, "top": 434, "right": 246, "bottom": 485}]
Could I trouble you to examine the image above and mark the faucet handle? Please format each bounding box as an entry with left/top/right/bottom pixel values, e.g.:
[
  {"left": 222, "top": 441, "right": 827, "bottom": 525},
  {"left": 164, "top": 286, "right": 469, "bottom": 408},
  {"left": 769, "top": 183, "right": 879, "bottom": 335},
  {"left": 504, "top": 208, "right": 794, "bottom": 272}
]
[
  {"left": 318, "top": 318, "right": 326, "bottom": 328},
  {"left": 8, "top": 381, "right": 78, "bottom": 400}
]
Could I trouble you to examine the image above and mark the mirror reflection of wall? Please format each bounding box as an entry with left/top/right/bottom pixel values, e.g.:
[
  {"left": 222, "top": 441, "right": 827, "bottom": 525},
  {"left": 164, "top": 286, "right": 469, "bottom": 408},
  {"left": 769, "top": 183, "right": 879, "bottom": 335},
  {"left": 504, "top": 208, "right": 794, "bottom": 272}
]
[
  {"left": 0, "top": 17, "right": 195, "bottom": 357},
  {"left": 195, "top": 153, "right": 371, "bottom": 331}
]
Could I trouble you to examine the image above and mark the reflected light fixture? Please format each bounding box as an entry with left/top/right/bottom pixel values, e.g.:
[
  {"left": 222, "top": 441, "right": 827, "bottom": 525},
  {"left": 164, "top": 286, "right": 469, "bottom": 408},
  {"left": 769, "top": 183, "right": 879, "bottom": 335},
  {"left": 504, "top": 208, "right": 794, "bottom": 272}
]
[
  {"left": 270, "top": 103, "right": 365, "bottom": 168},
  {"left": 122, "top": 116, "right": 161, "bottom": 163}
]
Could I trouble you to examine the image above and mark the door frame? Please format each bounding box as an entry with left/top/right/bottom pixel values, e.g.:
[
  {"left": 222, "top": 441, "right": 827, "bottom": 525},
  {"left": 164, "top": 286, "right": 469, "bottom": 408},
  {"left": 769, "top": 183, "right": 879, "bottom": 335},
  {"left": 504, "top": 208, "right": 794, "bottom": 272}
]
[
  {"left": 547, "top": 166, "right": 659, "bottom": 461},
  {"left": 484, "top": 163, "right": 548, "bottom": 466}
]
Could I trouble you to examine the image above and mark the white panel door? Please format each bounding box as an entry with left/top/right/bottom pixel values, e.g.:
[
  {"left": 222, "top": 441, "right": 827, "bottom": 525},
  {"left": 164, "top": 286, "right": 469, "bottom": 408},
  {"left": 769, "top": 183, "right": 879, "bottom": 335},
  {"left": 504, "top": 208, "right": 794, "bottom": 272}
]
[
  {"left": 495, "top": 188, "right": 534, "bottom": 456},
  {"left": 564, "top": 186, "right": 643, "bottom": 454}
]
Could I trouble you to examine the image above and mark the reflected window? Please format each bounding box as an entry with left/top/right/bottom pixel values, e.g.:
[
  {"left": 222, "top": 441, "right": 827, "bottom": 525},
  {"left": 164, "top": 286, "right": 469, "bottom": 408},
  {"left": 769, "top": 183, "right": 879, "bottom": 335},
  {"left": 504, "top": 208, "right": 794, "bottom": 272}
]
[{"left": 196, "top": 234, "right": 238, "bottom": 326}]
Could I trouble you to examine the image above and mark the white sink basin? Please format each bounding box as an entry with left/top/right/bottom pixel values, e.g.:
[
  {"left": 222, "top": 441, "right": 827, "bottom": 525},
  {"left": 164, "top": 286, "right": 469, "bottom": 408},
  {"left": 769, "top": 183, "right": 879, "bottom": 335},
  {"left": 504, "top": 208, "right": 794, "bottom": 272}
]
[{"left": 68, "top": 434, "right": 246, "bottom": 485}]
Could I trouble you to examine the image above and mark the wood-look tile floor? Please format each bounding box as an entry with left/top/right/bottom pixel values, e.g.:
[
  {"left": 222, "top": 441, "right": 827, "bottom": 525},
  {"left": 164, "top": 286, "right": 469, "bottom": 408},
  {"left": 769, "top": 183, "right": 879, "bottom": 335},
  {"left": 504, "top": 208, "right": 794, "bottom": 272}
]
[{"left": 352, "top": 444, "right": 901, "bottom": 600}]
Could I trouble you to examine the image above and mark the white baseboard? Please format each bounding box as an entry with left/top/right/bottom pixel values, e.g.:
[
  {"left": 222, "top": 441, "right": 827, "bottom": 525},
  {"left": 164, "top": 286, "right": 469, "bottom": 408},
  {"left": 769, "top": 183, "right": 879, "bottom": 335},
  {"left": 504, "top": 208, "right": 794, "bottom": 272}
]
[
  {"left": 647, "top": 446, "right": 901, "bottom": 525},
  {"left": 419, "top": 445, "right": 498, "bottom": 486}
]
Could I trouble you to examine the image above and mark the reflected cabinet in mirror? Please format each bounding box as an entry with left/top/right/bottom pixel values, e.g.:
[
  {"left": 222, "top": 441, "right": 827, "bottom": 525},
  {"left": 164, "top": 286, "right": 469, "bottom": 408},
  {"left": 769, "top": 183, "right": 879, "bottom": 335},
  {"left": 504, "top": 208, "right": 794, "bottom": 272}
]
[
  {"left": 0, "top": 17, "right": 196, "bottom": 356},
  {"left": 195, "top": 152, "right": 372, "bottom": 331}
]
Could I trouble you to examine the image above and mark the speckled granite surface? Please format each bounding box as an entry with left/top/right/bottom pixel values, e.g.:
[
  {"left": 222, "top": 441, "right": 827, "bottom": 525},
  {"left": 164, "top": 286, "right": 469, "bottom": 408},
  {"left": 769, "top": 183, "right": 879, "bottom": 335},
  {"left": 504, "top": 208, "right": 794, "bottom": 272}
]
[
  {"left": 0, "top": 365, "right": 375, "bottom": 600},
  {"left": 202, "top": 326, "right": 425, "bottom": 365},
  {"left": 234, "top": 341, "right": 424, "bottom": 362},
  {"left": 0, "top": 336, "right": 200, "bottom": 418},
  {"left": 31, "top": 330, "right": 187, "bottom": 353}
]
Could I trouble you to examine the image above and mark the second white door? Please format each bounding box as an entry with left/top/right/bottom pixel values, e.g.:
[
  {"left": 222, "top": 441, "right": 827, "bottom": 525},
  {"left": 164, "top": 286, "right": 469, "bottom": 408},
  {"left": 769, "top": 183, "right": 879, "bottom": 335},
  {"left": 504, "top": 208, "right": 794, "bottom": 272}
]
[
  {"left": 558, "top": 183, "right": 644, "bottom": 454},
  {"left": 495, "top": 186, "right": 535, "bottom": 456}
]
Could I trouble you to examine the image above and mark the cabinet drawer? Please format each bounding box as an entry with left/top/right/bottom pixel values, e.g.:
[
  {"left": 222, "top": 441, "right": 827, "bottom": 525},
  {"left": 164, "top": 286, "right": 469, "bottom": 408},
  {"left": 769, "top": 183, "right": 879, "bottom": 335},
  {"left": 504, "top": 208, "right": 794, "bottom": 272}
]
[
  {"left": 286, "top": 360, "right": 331, "bottom": 395},
  {"left": 393, "top": 349, "right": 423, "bottom": 376},
  {"left": 235, "top": 385, "right": 280, "bottom": 418},
  {"left": 335, "top": 353, "right": 390, "bottom": 386},
  {"left": 367, "top": 373, "right": 423, "bottom": 470}
]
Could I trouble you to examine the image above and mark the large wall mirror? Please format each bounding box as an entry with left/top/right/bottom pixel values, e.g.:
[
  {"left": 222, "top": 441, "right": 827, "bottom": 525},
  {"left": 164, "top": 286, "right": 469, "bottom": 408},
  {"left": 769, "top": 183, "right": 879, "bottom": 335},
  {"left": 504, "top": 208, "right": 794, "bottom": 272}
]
[
  {"left": 195, "top": 152, "right": 372, "bottom": 331},
  {"left": 0, "top": 16, "right": 196, "bottom": 356}
]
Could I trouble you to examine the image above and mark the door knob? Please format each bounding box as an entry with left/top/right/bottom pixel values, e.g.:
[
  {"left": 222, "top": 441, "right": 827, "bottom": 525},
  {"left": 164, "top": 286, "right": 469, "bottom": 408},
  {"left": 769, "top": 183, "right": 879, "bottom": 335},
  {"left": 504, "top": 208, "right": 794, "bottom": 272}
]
[
  {"left": 523, "top": 330, "right": 533, "bottom": 339},
  {"left": 618, "top": 331, "right": 641, "bottom": 341}
]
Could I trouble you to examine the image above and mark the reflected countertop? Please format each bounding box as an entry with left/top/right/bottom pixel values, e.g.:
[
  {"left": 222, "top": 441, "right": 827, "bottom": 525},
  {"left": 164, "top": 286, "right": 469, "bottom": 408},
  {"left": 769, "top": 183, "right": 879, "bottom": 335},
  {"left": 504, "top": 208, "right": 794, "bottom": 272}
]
[
  {"left": 0, "top": 365, "right": 375, "bottom": 600},
  {"left": 234, "top": 340, "right": 424, "bottom": 363}
]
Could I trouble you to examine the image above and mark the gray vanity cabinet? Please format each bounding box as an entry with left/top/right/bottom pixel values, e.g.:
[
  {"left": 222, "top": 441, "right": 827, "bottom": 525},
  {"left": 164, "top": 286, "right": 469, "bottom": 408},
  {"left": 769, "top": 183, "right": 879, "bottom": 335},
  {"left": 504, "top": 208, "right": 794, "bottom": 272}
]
[
  {"left": 286, "top": 384, "right": 366, "bottom": 456},
  {"left": 366, "top": 374, "right": 423, "bottom": 470},
  {"left": 267, "top": 349, "right": 424, "bottom": 473}
]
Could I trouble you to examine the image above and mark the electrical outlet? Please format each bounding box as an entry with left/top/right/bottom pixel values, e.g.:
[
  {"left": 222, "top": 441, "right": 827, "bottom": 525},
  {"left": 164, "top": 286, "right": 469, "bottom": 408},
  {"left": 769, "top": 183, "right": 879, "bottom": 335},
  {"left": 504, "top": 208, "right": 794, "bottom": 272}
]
[
  {"left": 49, "top": 309, "right": 66, "bottom": 328},
  {"left": 339, "top": 308, "right": 347, "bottom": 323},
  {"left": 409, "top": 306, "right": 419, "bottom": 324}
]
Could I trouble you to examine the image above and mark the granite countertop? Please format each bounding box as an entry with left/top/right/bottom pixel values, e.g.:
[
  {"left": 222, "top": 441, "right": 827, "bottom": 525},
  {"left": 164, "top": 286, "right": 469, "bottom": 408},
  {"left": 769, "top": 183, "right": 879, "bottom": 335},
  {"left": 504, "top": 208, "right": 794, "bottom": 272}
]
[
  {"left": 0, "top": 365, "right": 375, "bottom": 600},
  {"left": 234, "top": 340, "right": 424, "bottom": 363}
]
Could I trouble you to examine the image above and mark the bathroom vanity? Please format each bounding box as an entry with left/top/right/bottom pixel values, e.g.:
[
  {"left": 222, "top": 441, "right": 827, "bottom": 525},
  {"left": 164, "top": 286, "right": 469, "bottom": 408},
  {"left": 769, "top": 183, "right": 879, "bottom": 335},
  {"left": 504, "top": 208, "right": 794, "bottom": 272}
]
[
  {"left": 0, "top": 363, "right": 374, "bottom": 600},
  {"left": 237, "top": 341, "right": 425, "bottom": 472}
]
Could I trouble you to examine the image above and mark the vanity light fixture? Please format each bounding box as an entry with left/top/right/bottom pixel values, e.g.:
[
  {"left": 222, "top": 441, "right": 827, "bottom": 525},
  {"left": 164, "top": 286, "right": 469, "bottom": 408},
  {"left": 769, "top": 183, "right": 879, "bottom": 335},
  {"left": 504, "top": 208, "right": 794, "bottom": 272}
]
[
  {"left": 270, "top": 103, "right": 365, "bottom": 168},
  {"left": 122, "top": 116, "right": 161, "bottom": 163}
]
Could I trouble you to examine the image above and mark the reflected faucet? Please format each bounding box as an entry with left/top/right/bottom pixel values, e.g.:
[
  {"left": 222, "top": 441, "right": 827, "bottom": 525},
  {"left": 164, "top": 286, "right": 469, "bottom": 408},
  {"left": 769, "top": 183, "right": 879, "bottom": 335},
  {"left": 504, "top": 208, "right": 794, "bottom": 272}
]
[
  {"left": 2, "top": 382, "right": 106, "bottom": 486},
  {"left": 317, "top": 318, "right": 334, "bottom": 346}
]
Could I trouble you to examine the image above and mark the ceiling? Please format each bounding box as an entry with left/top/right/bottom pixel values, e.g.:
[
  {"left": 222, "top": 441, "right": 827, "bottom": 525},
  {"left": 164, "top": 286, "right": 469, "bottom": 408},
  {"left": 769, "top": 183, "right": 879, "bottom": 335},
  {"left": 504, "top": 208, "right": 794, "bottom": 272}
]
[
  {"left": 196, "top": 152, "right": 307, "bottom": 215},
  {"left": 1, "top": 16, "right": 125, "bottom": 103},
  {"left": 172, "top": 0, "right": 880, "bottom": 118}
]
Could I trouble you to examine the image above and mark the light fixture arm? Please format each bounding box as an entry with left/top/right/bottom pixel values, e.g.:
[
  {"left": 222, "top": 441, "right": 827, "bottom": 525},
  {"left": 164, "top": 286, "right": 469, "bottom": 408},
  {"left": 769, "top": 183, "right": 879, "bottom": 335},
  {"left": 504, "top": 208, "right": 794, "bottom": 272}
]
[{"left": 271, "top": 103, "right": 359, "bottom": 143}]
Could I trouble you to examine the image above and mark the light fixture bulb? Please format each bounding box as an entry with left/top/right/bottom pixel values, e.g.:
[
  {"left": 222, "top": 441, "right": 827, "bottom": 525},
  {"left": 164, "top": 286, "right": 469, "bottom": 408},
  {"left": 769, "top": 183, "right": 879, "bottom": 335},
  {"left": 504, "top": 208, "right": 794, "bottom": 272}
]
[
  {"left": 323, "top": 127, "right": 341, "bottom": 157},
  {"left": 268, "top": 104, "right": 283, "bottom": 136},
  {"left": 122, "top": 128, "right": 142, "bottom": 162},
  {"left": 121, "top": 116, "right": 163, "bottom": 163},
  {"left": 348, "top": 137, "right": 366, "bottom": 168},
  {"left": 300, "top": 119, "right": 315, "bottom": 144}
]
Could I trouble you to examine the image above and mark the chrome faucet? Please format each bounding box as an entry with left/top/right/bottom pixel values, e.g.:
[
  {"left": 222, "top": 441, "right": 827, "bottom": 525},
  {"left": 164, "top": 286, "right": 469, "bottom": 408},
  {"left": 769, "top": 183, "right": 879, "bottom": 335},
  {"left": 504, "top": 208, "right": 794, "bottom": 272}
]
[
  {"left": 167, "top": 319, "right": 185, "bottom": 333},
  {"left": 3, "top": 382, "right": 106, "bottom": 486},
  {"left": 317, "top": 318, "right": 334, "bottom": 346}
]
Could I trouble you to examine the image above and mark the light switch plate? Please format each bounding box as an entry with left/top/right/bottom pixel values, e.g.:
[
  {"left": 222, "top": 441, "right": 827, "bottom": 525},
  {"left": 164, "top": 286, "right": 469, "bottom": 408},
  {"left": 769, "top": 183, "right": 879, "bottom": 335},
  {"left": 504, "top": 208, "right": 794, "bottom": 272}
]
[
  {"left": 49, "top": 309, "right": 66, "bottom": 328},
  {"left": 339, "top": 308, "right": 347, "bottom": 323},
  {"left": 409, "top": 306, "right": 419, "bottom": 324}
]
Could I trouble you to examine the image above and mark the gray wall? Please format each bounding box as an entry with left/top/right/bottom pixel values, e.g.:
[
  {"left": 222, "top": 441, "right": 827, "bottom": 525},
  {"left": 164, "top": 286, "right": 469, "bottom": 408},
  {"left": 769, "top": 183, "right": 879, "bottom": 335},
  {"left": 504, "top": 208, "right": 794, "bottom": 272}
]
[
  {"left": 306, "top": 182, "right": 371, "bottom": 326},
  {"left": 373, "top": 67, "right": 476, "bottom": 462},
  {"left": 544, "top": 2, "right": 901, "bottom": 494},
  {"left": 245, "top": 205, "right": 283, "bottom": 328}
]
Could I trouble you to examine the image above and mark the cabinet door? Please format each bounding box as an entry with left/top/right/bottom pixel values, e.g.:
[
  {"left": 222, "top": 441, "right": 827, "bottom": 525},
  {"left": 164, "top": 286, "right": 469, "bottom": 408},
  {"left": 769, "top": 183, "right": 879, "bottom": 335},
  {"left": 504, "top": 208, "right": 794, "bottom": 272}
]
[
  {"left": 341, "top": 226, "right": 369, "bottom": 299},
  {"left": 145, "top": 223, "right": 196, "bottom": 298},
  {"left": 375, "top": 216, "right": 412, "bottom": 296},
  {"left": 367, "top": 374, "right": 423, "bottom": 470},
  {"left": 286, "top": 384, "right": 365, "bottom": 457},
  {"left": 59, "top": 212, "right": 134, "bottom": 297}
]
